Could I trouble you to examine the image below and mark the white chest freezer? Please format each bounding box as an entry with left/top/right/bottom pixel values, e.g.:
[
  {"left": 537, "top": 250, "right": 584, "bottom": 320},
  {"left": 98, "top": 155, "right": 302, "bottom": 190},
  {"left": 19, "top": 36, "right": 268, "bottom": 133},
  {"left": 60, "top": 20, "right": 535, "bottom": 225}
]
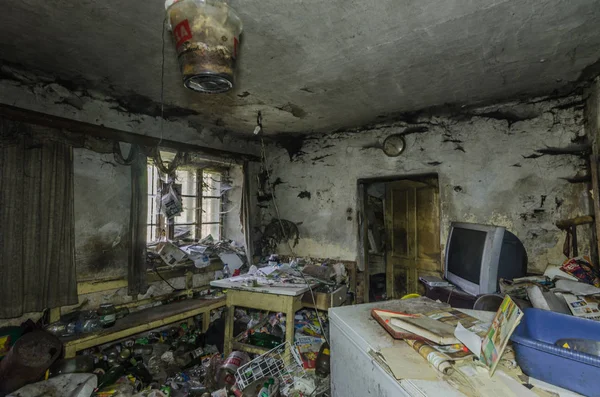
[{"left": 329, "top": 299, "right": 466, "bottom": 397}]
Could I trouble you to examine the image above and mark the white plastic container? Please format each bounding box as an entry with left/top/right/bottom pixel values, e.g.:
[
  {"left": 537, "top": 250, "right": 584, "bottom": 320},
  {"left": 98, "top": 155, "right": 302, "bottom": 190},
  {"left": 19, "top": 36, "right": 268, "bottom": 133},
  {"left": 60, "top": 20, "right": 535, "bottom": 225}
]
[{"left": 165, "top": 0, "right": 243, "bottom": 93}]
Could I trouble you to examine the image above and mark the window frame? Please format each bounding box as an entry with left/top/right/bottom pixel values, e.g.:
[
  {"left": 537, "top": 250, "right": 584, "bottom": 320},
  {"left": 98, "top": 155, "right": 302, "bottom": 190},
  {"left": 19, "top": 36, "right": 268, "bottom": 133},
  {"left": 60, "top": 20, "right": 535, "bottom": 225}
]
[{"left": 147, "top": 162, "right": 225, "bottom": 243}]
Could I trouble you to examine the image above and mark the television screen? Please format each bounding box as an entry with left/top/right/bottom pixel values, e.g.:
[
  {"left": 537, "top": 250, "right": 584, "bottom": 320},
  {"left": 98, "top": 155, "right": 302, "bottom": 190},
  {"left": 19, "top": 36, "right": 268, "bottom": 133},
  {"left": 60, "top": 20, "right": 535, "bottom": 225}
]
[{"left": 447, "top": 228, "right": 487, "bottom": 284}]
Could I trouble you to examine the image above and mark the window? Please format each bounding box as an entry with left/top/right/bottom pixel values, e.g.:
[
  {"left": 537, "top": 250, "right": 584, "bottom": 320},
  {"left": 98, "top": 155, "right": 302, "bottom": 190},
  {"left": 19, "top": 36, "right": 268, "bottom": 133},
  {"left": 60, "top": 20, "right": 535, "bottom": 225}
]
[{"left": 147, "top": 164, "right": 224, "bottom": 243}]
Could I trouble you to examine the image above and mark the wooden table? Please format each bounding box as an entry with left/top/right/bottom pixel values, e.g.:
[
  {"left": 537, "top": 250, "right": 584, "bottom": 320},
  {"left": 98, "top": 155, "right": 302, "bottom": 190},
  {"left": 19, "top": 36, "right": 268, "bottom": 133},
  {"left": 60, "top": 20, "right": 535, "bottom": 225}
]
[
  {"left": 210, "top": 277, "right": 318, "bottom": 355},
  {"left": 61, "top": 297, "right": 225, "bottom": 357}
]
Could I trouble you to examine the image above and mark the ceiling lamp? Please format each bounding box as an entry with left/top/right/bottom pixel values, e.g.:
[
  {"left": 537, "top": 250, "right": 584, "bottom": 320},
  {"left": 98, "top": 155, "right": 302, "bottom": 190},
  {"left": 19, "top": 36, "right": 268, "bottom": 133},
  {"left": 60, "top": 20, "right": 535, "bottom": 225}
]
[{"left": 165, "top": 0, "right": 243, "bottom": 94}]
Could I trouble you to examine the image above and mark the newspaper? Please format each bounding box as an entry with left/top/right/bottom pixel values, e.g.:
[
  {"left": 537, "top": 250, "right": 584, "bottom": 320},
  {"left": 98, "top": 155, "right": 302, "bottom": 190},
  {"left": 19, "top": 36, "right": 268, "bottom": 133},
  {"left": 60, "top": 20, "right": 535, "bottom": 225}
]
[
  {"left": 405, "top": 339, "right": 454, "bottom": 375},
  {"left": 563, "top": 293, "right": 600, "bottom": 320}
]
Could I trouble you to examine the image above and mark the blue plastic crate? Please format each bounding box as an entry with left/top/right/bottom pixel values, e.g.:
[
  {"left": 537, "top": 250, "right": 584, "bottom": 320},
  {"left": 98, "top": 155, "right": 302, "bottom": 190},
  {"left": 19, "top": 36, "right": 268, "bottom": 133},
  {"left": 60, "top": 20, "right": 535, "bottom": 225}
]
[{"left": 511, "top": 308, "right": 600, "bottom": 396}]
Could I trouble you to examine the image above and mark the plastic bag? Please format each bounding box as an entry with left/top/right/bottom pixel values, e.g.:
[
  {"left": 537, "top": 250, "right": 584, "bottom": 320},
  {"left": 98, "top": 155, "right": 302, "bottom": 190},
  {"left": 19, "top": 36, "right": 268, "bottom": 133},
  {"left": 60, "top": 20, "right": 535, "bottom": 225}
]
[{"left": 161, "top": 185, "right": 183, "bottom": 219}]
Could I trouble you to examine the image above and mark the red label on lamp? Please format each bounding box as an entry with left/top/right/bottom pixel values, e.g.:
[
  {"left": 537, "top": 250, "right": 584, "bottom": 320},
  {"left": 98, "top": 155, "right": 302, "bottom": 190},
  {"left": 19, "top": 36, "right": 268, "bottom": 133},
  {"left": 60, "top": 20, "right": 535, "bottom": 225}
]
[
  {"left": 233, "top": 37, "right": 239, "bottom": 59},
  {"left": 174, "top": 19, "right": 192, "bottom": 48}
]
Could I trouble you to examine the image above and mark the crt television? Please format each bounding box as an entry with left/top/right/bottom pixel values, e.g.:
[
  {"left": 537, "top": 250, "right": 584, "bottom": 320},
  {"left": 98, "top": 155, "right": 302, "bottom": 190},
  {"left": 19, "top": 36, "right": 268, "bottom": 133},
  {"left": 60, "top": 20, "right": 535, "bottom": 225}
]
[{"left": 444, "top": 222, "right": 527, "bottom": 296}]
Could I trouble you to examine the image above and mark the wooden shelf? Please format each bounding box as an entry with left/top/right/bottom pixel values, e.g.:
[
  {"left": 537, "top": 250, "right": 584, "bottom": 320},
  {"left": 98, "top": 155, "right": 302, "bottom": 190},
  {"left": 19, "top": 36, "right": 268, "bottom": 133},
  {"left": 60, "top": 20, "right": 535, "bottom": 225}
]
[
  {"left": 232, "top": 342, "right": 270, "bottom": 355},
  {"left": 62, "top": 296, "right": 225, "bottom": 357}
]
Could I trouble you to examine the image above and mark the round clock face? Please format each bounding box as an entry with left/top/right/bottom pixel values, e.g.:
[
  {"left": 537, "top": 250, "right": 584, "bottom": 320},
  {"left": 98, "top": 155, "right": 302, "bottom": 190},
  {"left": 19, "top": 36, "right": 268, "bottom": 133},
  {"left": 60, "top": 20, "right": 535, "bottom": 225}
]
[{"left": 382, "top": 134, "right": 406, "bottom": 157}]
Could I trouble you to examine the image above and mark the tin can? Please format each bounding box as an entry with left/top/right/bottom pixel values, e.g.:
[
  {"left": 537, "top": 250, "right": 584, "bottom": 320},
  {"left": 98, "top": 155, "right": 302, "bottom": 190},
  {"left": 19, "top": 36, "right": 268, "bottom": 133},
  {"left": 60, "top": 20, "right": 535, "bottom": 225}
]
[
  {"left": 97, "top": 304, "right": 117, "bottom": 328},
  {"left": 223, "top": 351, "right": 250, "bottom": 372},
  {"left": 218, "top": 351, "right": 250, "bottom": 388}
]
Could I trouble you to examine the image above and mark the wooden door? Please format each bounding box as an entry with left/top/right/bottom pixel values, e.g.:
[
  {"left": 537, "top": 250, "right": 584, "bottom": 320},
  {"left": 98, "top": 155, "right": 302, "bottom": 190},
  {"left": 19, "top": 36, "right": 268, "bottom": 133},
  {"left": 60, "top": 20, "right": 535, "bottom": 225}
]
[{"left": 385, "top": 178, "right": 441, "bottom": 298}]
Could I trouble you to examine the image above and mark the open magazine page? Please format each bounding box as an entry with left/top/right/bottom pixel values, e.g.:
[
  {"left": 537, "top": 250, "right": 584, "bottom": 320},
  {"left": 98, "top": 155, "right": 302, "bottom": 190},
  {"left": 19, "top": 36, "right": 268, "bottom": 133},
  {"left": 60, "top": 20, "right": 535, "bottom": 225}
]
[
  {"left": 563, "top": 294, "right": 600, "bottom": 320},
  {"left": 426, "top": 309, "right": 490, "bottom": 336},
  {"left": 480, "top": 295, "right": 524, "bottom": 376},
  {"left": 421, "top": 309, "right": 490, "bottom": 360}
]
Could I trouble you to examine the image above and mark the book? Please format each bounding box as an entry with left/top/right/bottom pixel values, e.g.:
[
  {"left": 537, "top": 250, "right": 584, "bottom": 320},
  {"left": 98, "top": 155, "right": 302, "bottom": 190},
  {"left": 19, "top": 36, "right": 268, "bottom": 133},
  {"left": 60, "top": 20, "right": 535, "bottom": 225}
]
[
  {"left": 371, "top": 309, "right": 430, "bottom": 341},
  {"left": 390, "top": 315, "right": 459, "bottom": 345},
  {"left": 372, "top": 308, "right": 485, "bottom": 360}
]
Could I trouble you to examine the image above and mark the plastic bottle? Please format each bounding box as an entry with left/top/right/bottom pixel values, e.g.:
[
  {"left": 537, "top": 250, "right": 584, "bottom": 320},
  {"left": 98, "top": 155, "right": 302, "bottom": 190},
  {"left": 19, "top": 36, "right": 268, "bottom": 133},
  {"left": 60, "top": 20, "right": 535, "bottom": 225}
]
[
  {"left": 222, "top": 264, "right": 231, "bottom": 279},
  {"left": 258, "top": 382, "right": 270, "bottom": 397},
  {"left": 315, "top": 342, "right": 330, "bottom": 378}
]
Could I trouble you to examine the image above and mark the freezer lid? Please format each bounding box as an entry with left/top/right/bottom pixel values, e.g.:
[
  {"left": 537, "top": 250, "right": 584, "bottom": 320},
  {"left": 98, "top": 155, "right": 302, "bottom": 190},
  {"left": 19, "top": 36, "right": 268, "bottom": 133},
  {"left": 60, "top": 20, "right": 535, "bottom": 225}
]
[{"left": 328, "top": 297, "right": 450, "bottom": 354}]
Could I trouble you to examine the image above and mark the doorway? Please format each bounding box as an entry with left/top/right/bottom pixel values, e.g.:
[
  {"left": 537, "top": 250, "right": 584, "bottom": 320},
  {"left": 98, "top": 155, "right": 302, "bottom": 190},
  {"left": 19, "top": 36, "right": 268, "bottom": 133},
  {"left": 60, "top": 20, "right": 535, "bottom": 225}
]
[{"left": 359, "top": 175, "right": 441, "bottom": 302}]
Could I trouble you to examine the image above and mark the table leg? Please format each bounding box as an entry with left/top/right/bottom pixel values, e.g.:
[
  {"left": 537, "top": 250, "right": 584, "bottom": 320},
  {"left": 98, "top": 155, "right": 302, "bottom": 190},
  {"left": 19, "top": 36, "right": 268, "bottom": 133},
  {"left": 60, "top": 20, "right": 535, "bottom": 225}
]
[
  {"left": 202, "top": 310, "right": 211, "bottom": 333},
  {"left": 224, "top": 304, "right": 235, "bottom": 355},
  {"left": 285, "top": 298, "right": 296, "bottom": 348},
  {"left": 64, "top": 344, "right": 77, "bottom": 358}
]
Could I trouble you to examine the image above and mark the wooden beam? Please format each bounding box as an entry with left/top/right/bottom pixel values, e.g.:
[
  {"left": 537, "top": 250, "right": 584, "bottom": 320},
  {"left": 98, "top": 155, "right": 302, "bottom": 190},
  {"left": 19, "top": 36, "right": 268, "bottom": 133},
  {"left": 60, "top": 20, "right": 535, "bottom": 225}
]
[
  {"left": 78, "top": 278, "right": 129, "bottom": 295},
  {"left": 0, "top": 104, "right": 259, "bottom": 162},
  {"left": 77, "top": 261, "right": 222, "bottom": 295},
  {"left": 556, "top": 215, "right": 595, "bottom": 229},
  {"left": 231, "top": 342, "right": 270, "bottom": 355},
  {"left": 590, "top": 155, "right": 600, "bottom": 264}
]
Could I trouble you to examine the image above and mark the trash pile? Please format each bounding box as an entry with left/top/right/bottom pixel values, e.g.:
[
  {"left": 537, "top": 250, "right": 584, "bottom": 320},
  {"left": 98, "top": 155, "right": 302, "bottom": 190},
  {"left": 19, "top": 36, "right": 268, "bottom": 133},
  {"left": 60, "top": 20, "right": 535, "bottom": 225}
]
[
  {"left": 232, "top": 307, "right": 329, "bottom": 372},
  {"left": 0, "top": 304, "right": 330, "bottom": 397},
  {"left": 502, "top": 255, "right": 600, "bottom": 320},
  {"left": 0, "top": 314, "right": 222, "bottom": 396},
  {"left": 148, "top": 235, "right": 247, "bottom": 272},
  {"left": 45, "top": 304, "right": 129, "bottom": 338}
]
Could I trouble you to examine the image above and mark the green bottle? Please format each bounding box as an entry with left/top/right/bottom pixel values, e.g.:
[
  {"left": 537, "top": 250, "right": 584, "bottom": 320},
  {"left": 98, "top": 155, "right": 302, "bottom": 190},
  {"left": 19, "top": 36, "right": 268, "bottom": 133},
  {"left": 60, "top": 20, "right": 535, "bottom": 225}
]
[
  {"left": 96, "top": 364, "right": 125, "bottom": 390},
  {"left": 249, "top": 332, "right": 282, "bottom": 348}
]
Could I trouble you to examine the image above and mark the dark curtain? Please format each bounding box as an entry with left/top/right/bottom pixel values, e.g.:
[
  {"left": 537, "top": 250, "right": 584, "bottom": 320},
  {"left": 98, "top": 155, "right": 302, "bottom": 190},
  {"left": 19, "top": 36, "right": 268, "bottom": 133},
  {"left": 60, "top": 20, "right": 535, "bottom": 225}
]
[
  {"left": 128, "top": 146, "right": 148, "bottom": 296},
  {"left": 0, "top": 120, "right": 78, "bottom": 318}
]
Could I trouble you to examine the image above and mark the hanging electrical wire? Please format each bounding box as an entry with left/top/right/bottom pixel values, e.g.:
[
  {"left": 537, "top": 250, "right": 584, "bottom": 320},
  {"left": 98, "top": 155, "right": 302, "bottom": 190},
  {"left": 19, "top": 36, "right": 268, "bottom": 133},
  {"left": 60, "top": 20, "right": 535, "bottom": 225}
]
[{"left": 257, "top": 113, "right": 330, "bottom": 345}]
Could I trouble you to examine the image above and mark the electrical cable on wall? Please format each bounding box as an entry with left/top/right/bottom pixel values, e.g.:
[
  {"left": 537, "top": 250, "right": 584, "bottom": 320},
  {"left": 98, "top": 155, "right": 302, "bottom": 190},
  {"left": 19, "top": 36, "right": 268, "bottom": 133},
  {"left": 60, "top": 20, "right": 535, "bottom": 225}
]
[{"left": 258, "top": 117, "right": 330, "bottom": 346}]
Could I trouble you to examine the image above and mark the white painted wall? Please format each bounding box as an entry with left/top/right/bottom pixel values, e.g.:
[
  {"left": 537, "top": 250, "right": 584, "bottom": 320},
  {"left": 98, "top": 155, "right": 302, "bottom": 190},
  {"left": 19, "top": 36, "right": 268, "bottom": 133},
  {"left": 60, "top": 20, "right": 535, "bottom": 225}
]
[{"left": 259, "top": 96, "right": 592, "bottom": 273}]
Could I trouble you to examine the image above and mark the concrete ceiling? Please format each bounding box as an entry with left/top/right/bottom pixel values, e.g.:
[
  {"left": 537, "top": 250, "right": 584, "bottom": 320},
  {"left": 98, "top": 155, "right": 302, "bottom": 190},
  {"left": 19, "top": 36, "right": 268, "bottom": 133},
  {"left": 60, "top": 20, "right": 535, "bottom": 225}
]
[{"left": 1, "top": 0, "right": 599, "bottom": 136}]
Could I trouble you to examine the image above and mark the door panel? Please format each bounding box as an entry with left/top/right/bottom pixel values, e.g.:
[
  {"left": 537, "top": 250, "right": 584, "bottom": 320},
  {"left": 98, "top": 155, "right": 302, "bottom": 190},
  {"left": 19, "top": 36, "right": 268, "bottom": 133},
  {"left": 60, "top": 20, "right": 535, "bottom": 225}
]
[
  {"left": 391, "top": 189, "right": 410, "bottom": 257},
  {"left": 385, "top": 178, "right": 441, "bottom": 298}
]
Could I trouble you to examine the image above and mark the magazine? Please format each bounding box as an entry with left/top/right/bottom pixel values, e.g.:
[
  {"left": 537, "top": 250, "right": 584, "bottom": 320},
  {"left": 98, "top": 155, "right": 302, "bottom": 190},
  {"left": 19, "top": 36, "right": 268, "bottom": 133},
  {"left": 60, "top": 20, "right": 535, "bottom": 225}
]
[
  {"left": 426, "top": 309, "right": 490, "bottom": 337},
  {"left": 294, "top": 335, "right": 325, "bottom": 369},
  {"left": 562, "top": 293, "right": 600, "bottom": 320},
  {"left": 480, "top": 295, "right": 524, "bottom": 376},
  {"left": 405, "top": 339, "right": 454, "bottom": 375}
]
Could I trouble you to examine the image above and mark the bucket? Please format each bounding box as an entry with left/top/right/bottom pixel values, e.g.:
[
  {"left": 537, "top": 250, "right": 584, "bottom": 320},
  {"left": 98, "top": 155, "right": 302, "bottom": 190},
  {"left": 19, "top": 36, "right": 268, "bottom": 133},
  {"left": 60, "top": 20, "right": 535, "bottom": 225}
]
[{"left": 165, "top": 0, "right": 243, "bottom": 93}]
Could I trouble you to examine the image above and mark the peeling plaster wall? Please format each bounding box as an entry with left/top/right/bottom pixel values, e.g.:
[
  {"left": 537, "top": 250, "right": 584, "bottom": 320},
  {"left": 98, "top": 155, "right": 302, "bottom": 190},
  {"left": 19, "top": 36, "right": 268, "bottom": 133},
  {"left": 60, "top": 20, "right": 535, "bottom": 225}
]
[
  {"left": 0, "top": 65, "right": 260, "bottom": 156},
  {"left": 0, "top": 66, "right": 256, "bottom": 325},
  {"left": 74, "top": 148, "right": 130, "bottom": 280},
  {"left": 586, "top": 77, "right": 600, "bottom": 153},
  {"left": 223, "top": 165, "right": 244, "bottom": 245},
  {"left": 260, "top": 96, "right": 592, "bottom": 273}
]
